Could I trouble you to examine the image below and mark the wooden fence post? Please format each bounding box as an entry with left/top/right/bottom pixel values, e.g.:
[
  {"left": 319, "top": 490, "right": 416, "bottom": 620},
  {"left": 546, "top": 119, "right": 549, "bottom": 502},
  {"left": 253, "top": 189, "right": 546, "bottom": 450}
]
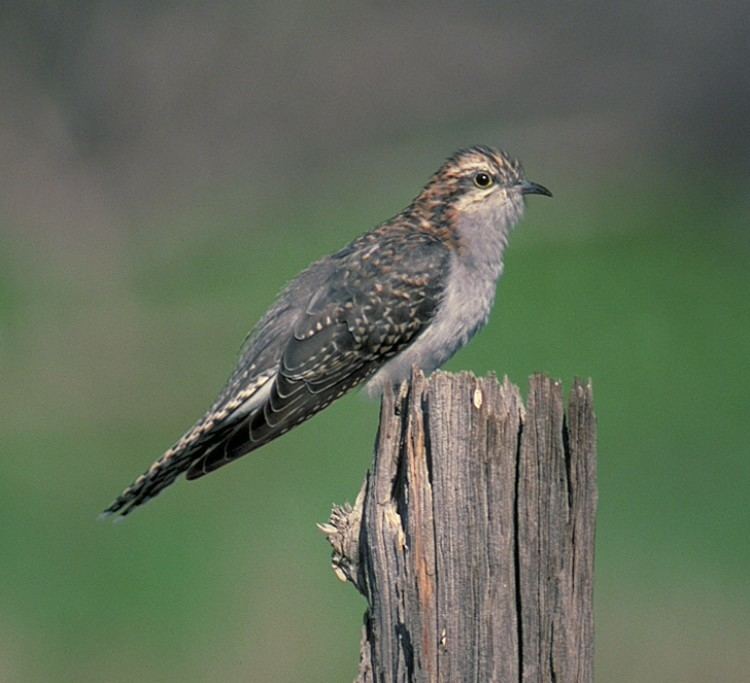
[{"left": 320, "top": 371, "right": 597, "bottom": 683}]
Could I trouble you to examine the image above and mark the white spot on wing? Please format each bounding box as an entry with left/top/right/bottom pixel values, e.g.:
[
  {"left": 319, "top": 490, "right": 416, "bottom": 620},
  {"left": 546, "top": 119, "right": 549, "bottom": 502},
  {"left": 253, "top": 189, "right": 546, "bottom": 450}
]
[{"left": 229, "top": 377, "right": 275, "bottom": 420}]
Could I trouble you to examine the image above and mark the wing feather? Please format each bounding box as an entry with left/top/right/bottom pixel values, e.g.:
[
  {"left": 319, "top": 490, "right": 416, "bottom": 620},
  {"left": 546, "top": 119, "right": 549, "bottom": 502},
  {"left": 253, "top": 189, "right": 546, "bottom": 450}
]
[
  {"left": 105, "top": 227, "right": 450, "bottom": 514},
  {"left": 185, "top": 229, "right": 450, "bottom": 479}
]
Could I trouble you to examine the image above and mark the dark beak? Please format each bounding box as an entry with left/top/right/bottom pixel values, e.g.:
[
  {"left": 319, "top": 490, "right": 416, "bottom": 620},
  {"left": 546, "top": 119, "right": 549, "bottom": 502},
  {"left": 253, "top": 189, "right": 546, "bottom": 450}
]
[{"left": 520, "top": 180, "right": 553, "bottom": 198}]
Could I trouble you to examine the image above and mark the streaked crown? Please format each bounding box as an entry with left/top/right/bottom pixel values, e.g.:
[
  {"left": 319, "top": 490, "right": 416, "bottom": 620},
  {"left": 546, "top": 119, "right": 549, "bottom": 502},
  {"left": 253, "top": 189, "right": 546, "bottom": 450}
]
[
  {"left": 425, "top": 146, "right": 522, "bottom": 201},
  {"left": 432, "top": 146, "right": 524, "bottom": 190}
]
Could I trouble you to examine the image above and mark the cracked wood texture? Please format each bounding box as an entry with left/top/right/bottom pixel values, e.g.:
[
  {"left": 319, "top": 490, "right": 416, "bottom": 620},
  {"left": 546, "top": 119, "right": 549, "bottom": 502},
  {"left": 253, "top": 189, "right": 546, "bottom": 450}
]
[{"left": 323, "top": 371, "right": 597, "bottom": 683}]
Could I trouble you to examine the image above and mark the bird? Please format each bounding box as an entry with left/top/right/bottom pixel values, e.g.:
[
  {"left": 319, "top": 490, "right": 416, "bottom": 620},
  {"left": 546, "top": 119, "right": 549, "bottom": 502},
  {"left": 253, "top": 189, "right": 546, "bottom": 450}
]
[{"left": 103, "top": 145, "right": 551, "bottom": 517}]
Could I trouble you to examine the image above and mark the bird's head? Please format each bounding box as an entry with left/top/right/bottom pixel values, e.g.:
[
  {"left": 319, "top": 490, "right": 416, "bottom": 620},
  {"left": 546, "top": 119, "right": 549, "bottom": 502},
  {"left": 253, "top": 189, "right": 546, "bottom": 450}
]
[{"left": 410, "top": 146, "right": 551, "bottom": 241}]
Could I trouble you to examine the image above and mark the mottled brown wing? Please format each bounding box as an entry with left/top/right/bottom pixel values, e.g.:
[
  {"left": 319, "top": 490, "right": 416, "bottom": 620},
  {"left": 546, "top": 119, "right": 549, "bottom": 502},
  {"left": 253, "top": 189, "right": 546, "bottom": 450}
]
[
  {"left": 103, "top": 227, "right": 449, "bottom": 515},
  {"left": 185, "top": 228, "right": 449, "bottom": 479},
  {"left": 185, "top": 321, "right": 371, "bottom": 478}
]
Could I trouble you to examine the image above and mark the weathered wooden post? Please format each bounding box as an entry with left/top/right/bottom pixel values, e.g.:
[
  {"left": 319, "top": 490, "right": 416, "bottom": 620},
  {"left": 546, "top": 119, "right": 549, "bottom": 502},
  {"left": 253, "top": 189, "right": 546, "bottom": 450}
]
[{"left": 320, "top": 371, "right": 597, "bottom": 683}]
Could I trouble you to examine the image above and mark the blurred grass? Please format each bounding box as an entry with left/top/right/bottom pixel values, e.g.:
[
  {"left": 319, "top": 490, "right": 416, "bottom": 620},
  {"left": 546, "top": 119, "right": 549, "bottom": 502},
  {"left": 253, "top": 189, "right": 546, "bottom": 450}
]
[{"left": 1, "top": 164, "right": 748, "bottom": 681}]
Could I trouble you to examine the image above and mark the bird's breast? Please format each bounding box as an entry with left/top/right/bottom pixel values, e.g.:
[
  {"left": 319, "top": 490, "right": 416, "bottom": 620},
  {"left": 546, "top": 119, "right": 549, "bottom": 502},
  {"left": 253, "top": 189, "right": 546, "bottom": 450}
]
[{"left": 366, "top": 251, "right": 503, "bottom": 394}]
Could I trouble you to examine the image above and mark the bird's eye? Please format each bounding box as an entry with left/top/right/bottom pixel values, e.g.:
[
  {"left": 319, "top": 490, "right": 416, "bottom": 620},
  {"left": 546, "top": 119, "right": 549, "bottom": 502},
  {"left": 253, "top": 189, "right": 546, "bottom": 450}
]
[{"left": 473, "top": 172, "right": 493, "bottom": 189}]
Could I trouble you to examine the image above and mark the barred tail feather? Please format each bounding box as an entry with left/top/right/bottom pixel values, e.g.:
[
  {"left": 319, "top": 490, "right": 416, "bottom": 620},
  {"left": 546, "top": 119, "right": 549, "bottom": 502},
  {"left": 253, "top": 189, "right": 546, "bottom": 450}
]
[{"left": 101, "top": 444, "right": 195, "bottom": 518}]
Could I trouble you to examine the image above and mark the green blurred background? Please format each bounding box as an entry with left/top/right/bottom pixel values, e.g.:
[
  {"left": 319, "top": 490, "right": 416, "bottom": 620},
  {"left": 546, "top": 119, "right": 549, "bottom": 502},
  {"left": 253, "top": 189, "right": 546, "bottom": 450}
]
[{"left": 1, "top": 2, "right": 748, "bottom": 681}]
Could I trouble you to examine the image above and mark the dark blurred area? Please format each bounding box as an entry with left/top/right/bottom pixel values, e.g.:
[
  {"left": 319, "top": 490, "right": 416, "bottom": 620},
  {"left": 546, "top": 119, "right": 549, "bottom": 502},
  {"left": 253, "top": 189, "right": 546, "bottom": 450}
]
[
  {"left": 2, "top": 1, "right": 748, "bottom": 224},
  {"left": 1, "top": 2, "right": 748, "bottom": 682}
]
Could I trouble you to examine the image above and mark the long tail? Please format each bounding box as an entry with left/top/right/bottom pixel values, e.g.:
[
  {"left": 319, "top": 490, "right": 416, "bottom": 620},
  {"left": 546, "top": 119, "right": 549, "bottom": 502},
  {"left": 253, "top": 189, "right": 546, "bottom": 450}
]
[
  {"left": 101, "top": 412, "right": 236, "bottom": 518},
  {"left": 103, "top": 375, "right": 278, "bottom": 517},
  {"left": 100, "top": 442, "right": 197, "bottom": 518}
]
